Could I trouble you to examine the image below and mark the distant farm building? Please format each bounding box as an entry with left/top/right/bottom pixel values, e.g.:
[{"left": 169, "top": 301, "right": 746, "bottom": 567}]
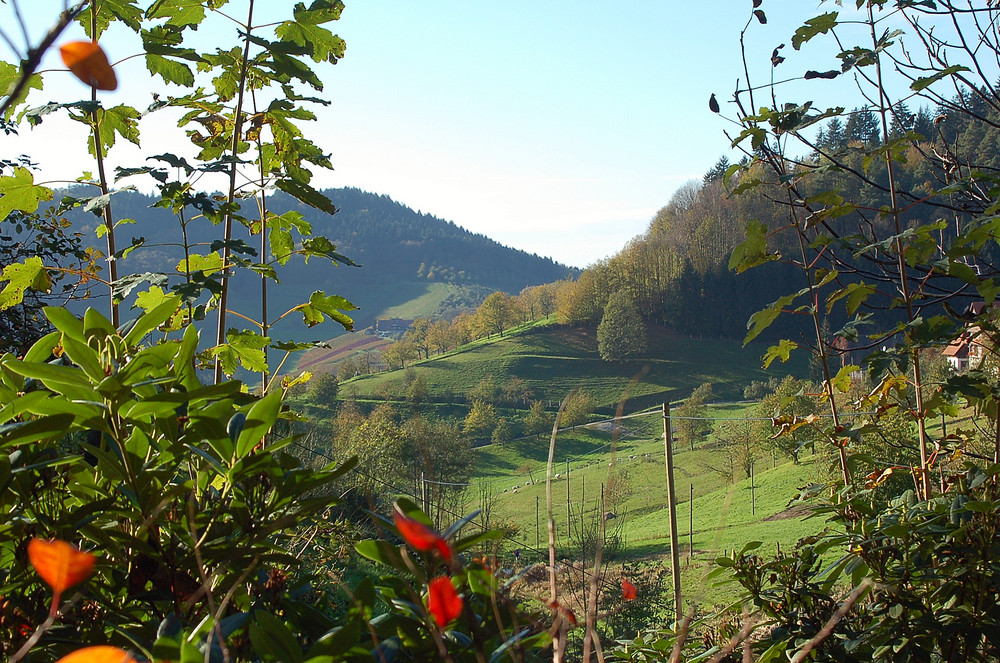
[
  {"left": 943, "top": 331, "right": 985, "bottom": 372},
  {"left": 374, "top": 318, "right": 413, "bottom": 337},
  {"left": 943, "top": 301, "right": 991, "bottom": 372}
]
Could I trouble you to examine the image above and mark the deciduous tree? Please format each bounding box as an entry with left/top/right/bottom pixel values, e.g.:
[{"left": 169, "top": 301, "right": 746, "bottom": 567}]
[
  {"left": 463, "top": 399, "right": 498, "bottom": 439},
  {"left": 524, "top": 400, "right": 552, "bottom": 439},
  {"left": 476, "top": 291, "right": 519, "bottom": 337},
  {"left": 597, "top": 292, "right": 647, "bottom": 361},
  {"left": 674, "top": 382, "right": 713, "bottom": 451}
]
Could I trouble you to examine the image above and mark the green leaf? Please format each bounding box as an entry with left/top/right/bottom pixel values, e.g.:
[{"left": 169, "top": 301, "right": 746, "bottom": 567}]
[
  {"left": 0, "top": 167, "right": 53, "bottom": 220},
  {"left": 731, "top": 126, "right": 767, "bottom": 152},
  {"left": 294, "top": 291, "right": 356, "bottom": 330},
  {"left": 60, "top": 335, "right": 106, "bottom": 382},
  {"left": 21, "top": 397, "right": 104, "bottom": 429},
  {"left": 452, "top": 529, "right": 506, "bottom": 552},
  {"left": 276, "top": 17, "right": 346, "bottom": 64},
  {"left": 146, "top": 0, "right": 209, "bottom": 28},
  {"left": 177, "top": 252, "right": 224, "bottom": 276},
  {"left": 354, "top": 539, "right": 409, "bottom": 573},
  {"left": 307, "top": 622, "right": 363, "bottom": 659},
  {"left": 0, "top": 414, "right": 76, "bottom": 447},
  {"left": 826, "top": 282, "right": 875, "bottom": 316},
  {"left": 23, "top": 332, "right": 60, "bottom": 363},
  {"left": 443, "top": 510, "right": 482, "bottom": 541},
  {"left": 299, "top": 235, "right": 356, "bottom": 266},
  {"left": 763, "top": 340, "right": 798, "bottom": 368},
  {"left": 97, "top": 105, "right": 142, "bottom": 155},
  {"left": 0, "top": 257, "right": 51, "bottom": 311},
  {"left": 125, "top": 295, "right": 181, "bottom": 347},
  {"left": 744, "top": 293, "right": 797, "bottom": 345},
  {"left": 83, "top": 0, "right": 143, "bottom": 37},
  {"left": 134, "top": 286, "right": 173, "bottom": 313},
  {"left": 832, "top": 365, "right": 860, "bottom": 392},
  {"left": 729, "top": 220, "right": 776, "bottom": 273},
  {"left": 269, "top": 226, "right": 295, "bottom": 265},
  {"left": 212, "top": 329, "right": 270, "bottom": 376},
  {"left": 961, "top": 500, "right": 996, "bottom": 513},
  {"left": 756, "top": 638, "right": 793, "bottom": 663},
  {"left": 236, "top": 391, "right": 281, "bottom": 458},
  {"left": 249, "top": 611, "right": 303, "bottom": 663},
  {"left": 0, "top": 62, "right": 43, "bottom": 118},
  {"left": 911, "top": 64, "right": 971, "bottom": 92},
  {"left": 119, "top": 390, "right": 188, "bottom": 420},
  {"left": 792, "top": 12, "right": 839, "bottom": 50},
  {"left": 42, "top": 308, "right": 84, "bottom": 344},
  {"left": 909, "top": 315, "right": 958, "bottom": 345},
  {"left": 145, "top": 54, "right": 195, "bottom": 86},
  {"left": 275, "top": 179, "right": 337, "bottom": 215}
]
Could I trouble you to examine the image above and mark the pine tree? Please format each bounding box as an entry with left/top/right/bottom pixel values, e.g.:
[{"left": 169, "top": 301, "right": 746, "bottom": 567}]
[{"left": 703, "top": 155, "right": 730, "bottom": 184}]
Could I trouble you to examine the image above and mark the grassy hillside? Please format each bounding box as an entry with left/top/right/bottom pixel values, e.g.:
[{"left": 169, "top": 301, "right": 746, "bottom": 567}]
[
  {"left": 375, "top": 282, "right": 461, "bottom": 320},
  {"left": 339, "top": 321, "right": 809, "bottom": 410},
  {"left": 294, "top": 333, "right": 390, "bottom": 374},
  {"left": 463, "top": 404, "right": 831, "bottom": 606}
]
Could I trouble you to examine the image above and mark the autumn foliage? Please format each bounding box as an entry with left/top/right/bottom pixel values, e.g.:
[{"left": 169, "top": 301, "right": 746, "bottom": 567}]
[
  {"left": 27, "top": 539, "right": 95, "bottom": 606},
  {"left": 58, "top": 41, "right": 117, "bottom": 91}
]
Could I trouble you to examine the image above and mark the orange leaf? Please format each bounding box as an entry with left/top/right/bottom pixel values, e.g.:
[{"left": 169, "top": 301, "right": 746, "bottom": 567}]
[
  {"left": 427, "top": 576, "right": 463, "bottom": 627},
  {"left": 28, "top": 539, "right": 96, "bottom": 595},
  {"left": 393, "top": 505, "right": 453, "bottom": 561},
  {"left": 55, "top": 647, "right": 135, "bottom": 663},
  {"left": 59, "top": 41, "right": 117, "bottom": 91},
  {"left": 621, "top": 578, "right": 637, "bottom": 601}
]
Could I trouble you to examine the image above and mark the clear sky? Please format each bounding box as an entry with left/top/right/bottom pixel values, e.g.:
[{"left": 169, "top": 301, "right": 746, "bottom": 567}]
[{"left": 5, "top": 1, "right": 868, "bottom": 269}]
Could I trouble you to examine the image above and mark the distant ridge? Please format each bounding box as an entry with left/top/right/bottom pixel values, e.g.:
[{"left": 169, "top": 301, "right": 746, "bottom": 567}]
[{"left": 62, "top": 187, "right": 578, "bottom": 338}]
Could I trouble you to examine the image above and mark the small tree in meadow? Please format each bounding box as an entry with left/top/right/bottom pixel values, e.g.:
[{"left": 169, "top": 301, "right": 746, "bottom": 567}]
[
  {"left": 562, "top": 389, "right": 596, "bottom": 427},
  {"left": 310, "top": 372, "right": 340, "bottom": 406},
  {"left": 524, "top": 399, "right": 552, "bottom": 439},
  {"left": 597, "top": 292, "right": 647, "bottom": 361},
  {"left": 463, "top": 398, "right": 498, "bottom": 439},
  {"left": 675, "top": 382, "right": 713, "bottom": 450},
  {"left": 492, "top": 416, "right": 513, "bottom": 446}
]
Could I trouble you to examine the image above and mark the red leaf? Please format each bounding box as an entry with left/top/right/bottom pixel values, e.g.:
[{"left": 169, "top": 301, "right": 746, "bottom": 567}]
[
  {"left": 427, "top": 576, "right": 463, "bottom": 627},
  {"left": 55, "top": 647, "right": 135, "bottom": 663},
  {"left": 28, "top": 539, "right": 96, "bottom": 599},
  {"left": 393, "top": 505, "right": 453, "bottom": 561},
  {"left": 59, "top": 41, "right": 118, "bottom": 91},
  {"left": 622, "top": 578, "right": 637, "bottom": 601},
  {"left": 547, "top": 598, "right": 578, "bottom": 627}
]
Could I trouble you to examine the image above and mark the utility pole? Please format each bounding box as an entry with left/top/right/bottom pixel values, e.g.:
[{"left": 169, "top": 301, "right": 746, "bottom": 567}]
[
  {"left": 536, "top": 495, "right": 540, "bottom": 549},
  {"left": 662, "top": 402, "right": 682, "bottom": 621}
]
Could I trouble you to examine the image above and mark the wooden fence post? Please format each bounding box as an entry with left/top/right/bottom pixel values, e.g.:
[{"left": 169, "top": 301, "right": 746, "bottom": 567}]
[
  {"left": 663, "top": 402, "right": 682, "bottom": 621},
  {"left": 689, "top": 482, "right": 694, "bottom": 562}
]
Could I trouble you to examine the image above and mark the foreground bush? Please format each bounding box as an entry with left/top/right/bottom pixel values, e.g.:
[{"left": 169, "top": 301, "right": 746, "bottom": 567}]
[{"left": 0, "top": 304, "right": 559, "bottom": 661}]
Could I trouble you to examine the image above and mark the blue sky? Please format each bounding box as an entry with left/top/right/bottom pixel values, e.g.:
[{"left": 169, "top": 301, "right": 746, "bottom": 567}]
[{"left": 6, "top": 1, "right": 870, "bottom": 268}]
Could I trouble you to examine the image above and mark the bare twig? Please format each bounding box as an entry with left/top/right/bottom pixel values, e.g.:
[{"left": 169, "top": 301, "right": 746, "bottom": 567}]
[
  {"left": 789, "top": 579, "right": 873, "bottom": 663},
  {"left": 0, "top": 1, "right": 88, "bottom": 118}
]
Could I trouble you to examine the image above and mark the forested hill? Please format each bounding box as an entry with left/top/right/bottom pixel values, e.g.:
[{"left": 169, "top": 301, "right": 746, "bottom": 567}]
[
  {"left": 62, "top": 187, "right": 577, "bottom": 334},
  {"left": 553, "top": 96, "right": 999, "bottom": 343},
  {"left": 293, "top": 188, "right": 575, "bottom": 291}
]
